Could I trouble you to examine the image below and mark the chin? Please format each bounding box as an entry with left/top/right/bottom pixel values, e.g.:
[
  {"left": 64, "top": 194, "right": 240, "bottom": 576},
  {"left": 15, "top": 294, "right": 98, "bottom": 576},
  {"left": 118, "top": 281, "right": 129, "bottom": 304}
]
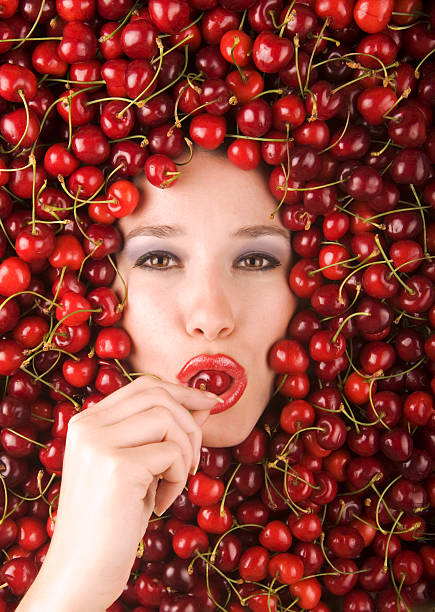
[
  {"left": 202, "top": 402, "right": 265, "bottom": 448},
  {"left": 202, "top": 428, "right": 254, "bottom": 448}
]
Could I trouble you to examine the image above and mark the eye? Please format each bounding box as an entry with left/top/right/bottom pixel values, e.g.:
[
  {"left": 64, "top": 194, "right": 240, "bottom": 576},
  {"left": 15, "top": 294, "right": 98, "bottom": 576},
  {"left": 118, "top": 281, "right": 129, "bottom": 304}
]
[
  {"left": 134, "top": 251, "right": 180, "bottom": 270},
  {"left": 133, "top": 251, "right": 281, "bottom": 271},
  {"left": 236, "top": 252, "right": 281, "bottom": 271}
]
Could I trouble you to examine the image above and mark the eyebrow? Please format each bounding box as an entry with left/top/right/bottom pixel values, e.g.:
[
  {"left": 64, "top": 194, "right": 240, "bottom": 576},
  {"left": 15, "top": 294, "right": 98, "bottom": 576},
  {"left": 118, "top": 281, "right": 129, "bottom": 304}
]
[{"left": 124, "top": 224, "right": 290, "bottom": 243}]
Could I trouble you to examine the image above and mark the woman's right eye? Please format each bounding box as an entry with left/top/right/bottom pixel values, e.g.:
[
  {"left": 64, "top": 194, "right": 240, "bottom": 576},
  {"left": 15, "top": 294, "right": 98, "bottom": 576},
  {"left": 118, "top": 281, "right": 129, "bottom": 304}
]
[{"left": 134, "top": 251, "right": 180, "bottom": 270}]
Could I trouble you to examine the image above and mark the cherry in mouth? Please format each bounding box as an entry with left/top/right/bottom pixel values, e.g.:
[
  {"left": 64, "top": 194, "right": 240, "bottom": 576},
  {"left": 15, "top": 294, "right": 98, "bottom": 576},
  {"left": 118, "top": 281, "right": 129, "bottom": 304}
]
[{"left": 188, "top": 370, "right": 233, "bottom": 395}]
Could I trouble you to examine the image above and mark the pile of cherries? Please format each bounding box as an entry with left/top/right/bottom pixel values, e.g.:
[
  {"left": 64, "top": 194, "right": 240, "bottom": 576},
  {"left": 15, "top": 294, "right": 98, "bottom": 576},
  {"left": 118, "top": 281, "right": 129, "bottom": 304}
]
[{"left": 0, "top": 0, "right": 434, "bottom": 609}]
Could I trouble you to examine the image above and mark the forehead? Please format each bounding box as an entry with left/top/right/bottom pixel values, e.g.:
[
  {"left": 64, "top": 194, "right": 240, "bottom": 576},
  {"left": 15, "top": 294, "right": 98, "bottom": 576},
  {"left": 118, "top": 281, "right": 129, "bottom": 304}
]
[{"left": 117, "top": 149, "right": 287, "bottom": 236}]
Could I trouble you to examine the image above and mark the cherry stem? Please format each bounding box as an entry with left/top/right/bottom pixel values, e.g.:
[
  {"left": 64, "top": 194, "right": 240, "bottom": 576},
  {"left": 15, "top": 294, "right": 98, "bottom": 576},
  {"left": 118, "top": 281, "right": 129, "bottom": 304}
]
[
  {"left": 382, "top": 87, "right": 412, "bottom": 120},
  {"left": 414, "top": 46, "right": 435, "bottom": 77},
  {"left": 107, "top": 253, "right": 127, "bottom": 313},
  {"left": 57, "top": 174, "right": 107, "bottom": 205},
  {"left": 304, "top": 87, "right": 318, "bottom": 120},
  {"left": 391, "top": 254, "right": 435, "bottom": 276},
  {"left": 383, "top": 511, "right": 404, "bottom": 572},
  {"left": 48, "top": 266, "right": 66, "bottom": 313},
  {"left": 304, "top": 18, "right": 329, "bottom": 92},
  {"left": 263, "top": 460, "right": 303, "bottom": 516},
  {"left": 409, "top": 184, "right": 429, "bottom": 258},
  {"left": 342, "top": 473, "right": 383, "bottom": 496},
  {"left": 190, "top": 549, "right": 241, "bottom": 610},
  {"left": 108, "top": 134, "right": 149, "bottom": 146},
  {"left": 273, "top": 463, "right": 320, "bottom": 490},
  {"left": 230, "top": 35, "right": 247, "bottom": 84},
  {"left": 219, "top": 464, "right": 240, "bottom": 518},
  {"left": 0, "top": 291, "right": 61, "bottom": 314},
  {"left": 278, "top": 177, "right": 345, "bottom": 192},
  {"left": 271, "top": 372, "right": 288, "bottom": 398},
  {"left": 98, "top": 0, "right": 141, "bottom": 43},
  {"left": 0, "top": 473, "right": 8, "bottom": 526},
  {"left": 308, "top": 255, "right": 360, "bottom": 277},
  {"left": 251, "top": 88, "right": 284, "bottom": 101},
  {"left": 293, "top": 35, "right": 304, "bottom": 98},
  {"left": 210, "top": 521, "right": 264, "bottom": 563},
  {"left": 319, "top": 532, "right": 356, "bottom": 575},
  {"left": 113, "top": 359, "right": 133, "bottom": 382},
  {"left": 332, "top": 311, "right": 369, "bottom": 344},
  {"left": 372, "top": 138, "right": 392, "bottom": 157},
  {"left": 31, "top": 412, "right": 54, "bottom": 423},
  {"left": 46, "top": 309, "right": 100, "bottom": 345},
  {"left": 319, "top": 106, "right": 351, "bottom": 154},
  {"left": 372, "top": 475, "right": 403, "bottom": 535},
  {"left": 374, "top": 234, "right": 416, "bottom": 294},
  {"left": 0, "top": 216, "right": 17, "bottom": 251},
  {"left": 270, "top": 426, "right": 323, "bottom": 465},
  {"left": 336, "top": 205, "right": 384, "bottom": 230},
  {"left": 9, "top": 472, "right": 56, "bottom": 504},
  {"left": 119, "top": 38, "right": 166, "bottom": 118},
  {"left": 224, "top": 134, "right": 290, "bottom": 142},
  {"left": 168, "top": 97, "right": 227, "bottom": 136},
  {"left": 277, "top": 0, "right": 297, "bottom": 38},
  {"left": 3, "top": 90, "right": 30, "bottom": 155},
  {"left": 390, "top": 562, "right": 412, "bottom": 612}
]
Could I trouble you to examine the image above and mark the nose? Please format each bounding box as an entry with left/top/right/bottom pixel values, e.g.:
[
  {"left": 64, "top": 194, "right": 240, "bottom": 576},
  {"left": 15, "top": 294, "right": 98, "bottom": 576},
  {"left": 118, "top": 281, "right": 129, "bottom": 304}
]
[{"left": 183, "top": 269, "right": 235, "bottom": 341}]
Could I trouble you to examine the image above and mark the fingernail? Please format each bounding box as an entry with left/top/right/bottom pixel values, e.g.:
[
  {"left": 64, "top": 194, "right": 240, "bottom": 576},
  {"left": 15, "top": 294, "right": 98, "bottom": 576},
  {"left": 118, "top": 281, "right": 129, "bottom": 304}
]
[
  {"left": 205, "top": 392, "right": 225, "bottom": 403},
  {"left": 191, "top": 456, "right": 200, "bottom": 475}
]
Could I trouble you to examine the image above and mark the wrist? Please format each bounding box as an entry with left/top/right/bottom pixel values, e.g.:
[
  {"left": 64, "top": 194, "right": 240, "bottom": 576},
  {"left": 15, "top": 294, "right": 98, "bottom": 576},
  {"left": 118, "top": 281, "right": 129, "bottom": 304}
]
[{"left": 16, "top": 550, "right": 103, "bottom": 612}]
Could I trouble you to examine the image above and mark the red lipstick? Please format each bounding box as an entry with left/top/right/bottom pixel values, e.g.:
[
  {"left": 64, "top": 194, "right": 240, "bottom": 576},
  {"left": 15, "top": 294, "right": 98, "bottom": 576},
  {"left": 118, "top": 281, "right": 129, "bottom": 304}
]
[{"left": 176, "top": 354, "right": 247, "bottom": 415}]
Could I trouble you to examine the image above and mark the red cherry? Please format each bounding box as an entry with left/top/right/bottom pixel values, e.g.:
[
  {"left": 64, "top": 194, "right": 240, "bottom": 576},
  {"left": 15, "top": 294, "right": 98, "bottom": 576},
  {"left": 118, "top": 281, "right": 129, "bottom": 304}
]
[
  {"left": 189, "top": 113, "right": 226, "bottom": 149},
  {"left": 172, "top": 525, "right": 209, "bottom": 559},
  {"left": 252, "top": 31, "right": 293, "bottom": 74},
  {"left": 268, "top": 339, "right": 309, "bottom": 374},
  {"left": 148, "top": 0, "right": 191, "bottom": 34},
  {"left": 107, "top": 180, "right": 140, "bottom": 218},
  {"left": 354, "top": 0, "right": 394, "bottom": 32},
  {"left": 95, "top": 327, "right": 131, "bottom": 359},
  {"left": 187, "top": 473, "right": 224, "bottom": 506},
  {"left": 226, "top": 138, "right": 261, "bottom": 171},
  {"left": 220, "top": 29, "right": 253, "bottom": 68},
  {"left": 0, "top": 557, "right": 38, "bottom": 596}
]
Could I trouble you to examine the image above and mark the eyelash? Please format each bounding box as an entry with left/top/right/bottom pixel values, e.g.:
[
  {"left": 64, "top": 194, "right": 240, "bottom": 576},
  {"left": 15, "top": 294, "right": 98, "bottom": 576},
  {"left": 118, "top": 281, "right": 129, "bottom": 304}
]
[{"left": 133, "top": 250, "right": 281, "bottom": 272}]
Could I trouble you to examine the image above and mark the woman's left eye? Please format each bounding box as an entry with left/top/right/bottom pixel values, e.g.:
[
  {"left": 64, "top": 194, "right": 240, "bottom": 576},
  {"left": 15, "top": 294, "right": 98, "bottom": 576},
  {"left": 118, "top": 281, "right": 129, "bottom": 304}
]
[
  {"left": 236, "top": 253, "right": 281, "bottom": 271},
  {"left": 133, "top": 251, "right": 281, "bottom": 271}
]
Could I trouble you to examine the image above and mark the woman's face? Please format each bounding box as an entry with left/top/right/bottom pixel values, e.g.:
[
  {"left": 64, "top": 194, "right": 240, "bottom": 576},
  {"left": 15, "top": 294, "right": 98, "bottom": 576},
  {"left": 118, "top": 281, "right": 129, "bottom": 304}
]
[{"left": 111, "top": 149, "right": 296, "bottom": 447}]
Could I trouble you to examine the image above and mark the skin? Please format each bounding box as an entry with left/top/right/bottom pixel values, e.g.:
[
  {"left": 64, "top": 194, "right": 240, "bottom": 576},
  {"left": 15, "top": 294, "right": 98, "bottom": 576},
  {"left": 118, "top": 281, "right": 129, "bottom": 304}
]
[{"left": 111, "top": 147, "right": 297, "bottom": 447}]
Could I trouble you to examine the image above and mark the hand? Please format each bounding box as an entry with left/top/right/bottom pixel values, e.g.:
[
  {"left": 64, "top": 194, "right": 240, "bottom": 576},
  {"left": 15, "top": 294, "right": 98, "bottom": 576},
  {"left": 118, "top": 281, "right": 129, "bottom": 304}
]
[{"left": 19, "top": 375, "right": 219, "bottom": 612}]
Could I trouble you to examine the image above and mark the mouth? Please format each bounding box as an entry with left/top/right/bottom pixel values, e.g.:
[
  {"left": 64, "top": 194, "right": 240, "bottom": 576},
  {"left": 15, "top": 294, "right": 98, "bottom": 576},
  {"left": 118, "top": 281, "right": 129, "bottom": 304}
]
[{"left": 176, "top": 354, "right": 248, "bottom": 415}]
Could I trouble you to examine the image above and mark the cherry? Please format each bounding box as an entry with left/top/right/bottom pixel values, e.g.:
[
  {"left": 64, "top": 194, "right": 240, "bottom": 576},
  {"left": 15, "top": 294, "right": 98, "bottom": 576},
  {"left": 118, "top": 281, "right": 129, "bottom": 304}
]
[
  {"left": 58, "top": 21, "right": 98, "bottom": 63},
  {"left": 347, "top": 426, "right": 380, "bottom": 456},
  {"left": 393, "top": 550, "right": 424, "bottom": 586},
  {"left": 220, "top": 29, "right": 252, "bottom": 69},
  {"left": 315, "top": 414, "right": 347, "bottom": 450},
  {"left": 121, "top": 18, "right": 158, "bottom": 59},
  {"left": 323, "top": 558, "right": 359, "bottom": 596},
  {"left": 380, "top": 428, "right": 413, "bottom": 462},
  {"left": 289, "top": 576, "right": 322, "bottom": 609},
  {"left": 236, "top": 98, "right": 272, "bottom": 138},
  {"left": 267, "top": 552, "right": 304, "bottom": 585},
  {"left": 388, "top": 478, "right": 427, "bottom": 513},
  {"left": 0, "top": 557, "right": 38, "bottom": 596}
]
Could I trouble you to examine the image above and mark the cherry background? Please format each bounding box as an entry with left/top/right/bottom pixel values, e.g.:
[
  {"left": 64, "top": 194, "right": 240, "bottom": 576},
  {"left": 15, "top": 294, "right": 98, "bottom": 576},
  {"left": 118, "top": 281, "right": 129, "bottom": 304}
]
[{"left": 0, "top": 0, "right": 434, "bottom": 610}]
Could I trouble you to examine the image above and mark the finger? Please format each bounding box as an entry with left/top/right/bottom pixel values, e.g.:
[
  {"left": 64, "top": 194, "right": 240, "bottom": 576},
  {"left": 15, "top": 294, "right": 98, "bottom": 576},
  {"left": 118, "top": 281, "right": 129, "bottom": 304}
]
[
  {"left": 103, "top": 407, "right": 195, "bottom": 474},
  {"left": 118, "top": 441, "right": 187, "bottom": 515},
  {"left": 98, "top": 389, "right": 210, "bottom": 471},
  {"left": 76, "top": 375, "right": 221, "bottom": 423}
]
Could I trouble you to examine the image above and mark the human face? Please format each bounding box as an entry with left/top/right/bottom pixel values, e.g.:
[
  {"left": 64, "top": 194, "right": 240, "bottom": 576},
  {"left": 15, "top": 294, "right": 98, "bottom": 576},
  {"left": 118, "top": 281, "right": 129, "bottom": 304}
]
[{"left": 111, "top": 148, "right": 297, "bottom": 447}]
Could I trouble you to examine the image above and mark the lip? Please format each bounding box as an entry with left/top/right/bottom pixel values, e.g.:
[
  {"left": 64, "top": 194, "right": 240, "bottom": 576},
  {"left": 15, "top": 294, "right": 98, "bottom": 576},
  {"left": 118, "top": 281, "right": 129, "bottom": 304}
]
[{"left": 176, "top": 354, "right": 248, "bottom": 415}]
